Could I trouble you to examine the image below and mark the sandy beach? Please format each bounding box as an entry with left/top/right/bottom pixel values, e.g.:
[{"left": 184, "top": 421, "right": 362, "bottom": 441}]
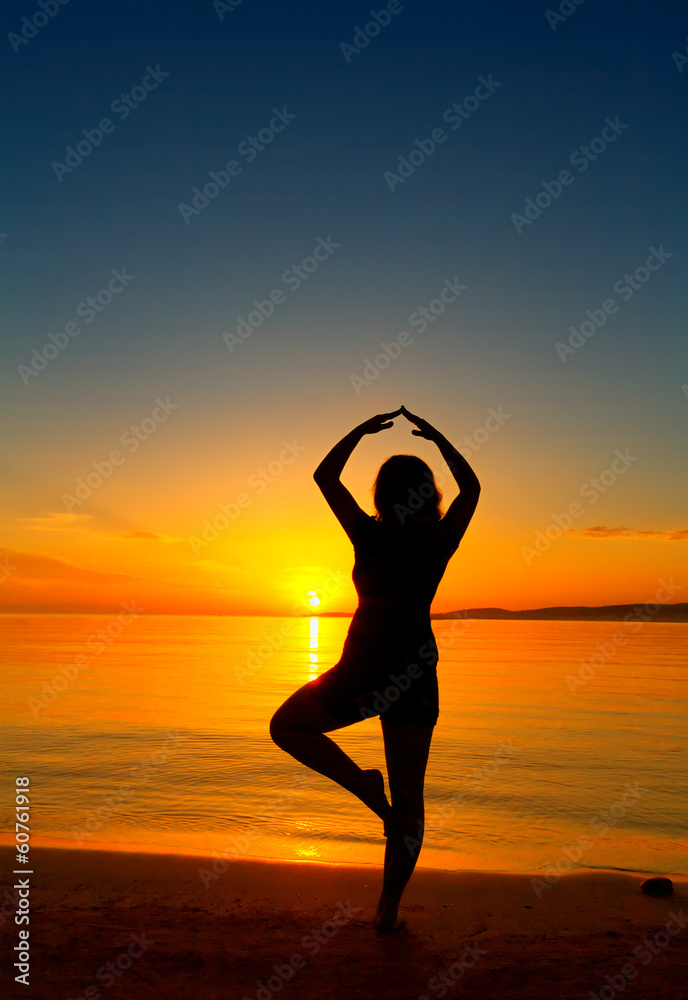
[{"left": 1, "top": 844, "right": 686, "bottom": 1000}]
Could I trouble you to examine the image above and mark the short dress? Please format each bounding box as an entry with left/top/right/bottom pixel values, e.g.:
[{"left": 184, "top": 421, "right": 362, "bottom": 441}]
[{"left": 309, "top": 510, "right": 463, "bottom": 727}]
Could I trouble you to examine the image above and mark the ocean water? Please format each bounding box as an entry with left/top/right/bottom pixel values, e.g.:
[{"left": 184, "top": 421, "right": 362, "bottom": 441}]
[{"left": 1, "top": 613, "right": 686, "bottom": 874}]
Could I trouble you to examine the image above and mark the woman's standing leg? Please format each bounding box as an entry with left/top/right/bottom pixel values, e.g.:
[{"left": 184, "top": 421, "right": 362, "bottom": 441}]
[{"left": 376, "top": 717, "right": 434, "bottom": 932}]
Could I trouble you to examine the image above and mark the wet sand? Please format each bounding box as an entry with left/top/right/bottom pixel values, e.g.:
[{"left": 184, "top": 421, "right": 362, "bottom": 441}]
[{"left": 1, "top": 844, "right": 686, "bottom": 999}]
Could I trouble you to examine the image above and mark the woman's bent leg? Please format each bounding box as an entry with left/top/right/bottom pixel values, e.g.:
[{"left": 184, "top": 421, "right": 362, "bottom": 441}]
[
  {"left": 376, "top": 717, "right": 434, "bottom": 932},
  {"left": 270, "top": 682, "right": 392, "bottom": 830}
]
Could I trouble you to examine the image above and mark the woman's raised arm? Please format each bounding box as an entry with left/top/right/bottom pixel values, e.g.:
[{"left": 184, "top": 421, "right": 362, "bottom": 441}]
[
  {"left": 313, "top": 410, "right": 401, "bottom": 540},
  {"left": 400, "top": 405, "right": 480, "bottom": 538}
]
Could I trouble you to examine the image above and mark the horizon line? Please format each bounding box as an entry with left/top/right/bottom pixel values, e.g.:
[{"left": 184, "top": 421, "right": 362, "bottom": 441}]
[{"left": 0, "top": 600, "right": 686, "bottom": 618}]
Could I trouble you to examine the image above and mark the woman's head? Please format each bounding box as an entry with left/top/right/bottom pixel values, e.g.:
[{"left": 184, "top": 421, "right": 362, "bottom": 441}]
[{"left": 373, "top": 454, "right": 443, "bottom": 526}]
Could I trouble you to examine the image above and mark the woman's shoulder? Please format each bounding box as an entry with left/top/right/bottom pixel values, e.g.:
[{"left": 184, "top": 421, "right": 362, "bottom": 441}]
[{"left": 357, "top": 513, "right": 456, "bottom": 540}]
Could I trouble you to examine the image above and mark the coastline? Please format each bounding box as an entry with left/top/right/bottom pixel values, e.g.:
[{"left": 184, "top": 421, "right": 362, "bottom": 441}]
[{"left": 2, "top": 844, "right": 686, "bottom": 999}]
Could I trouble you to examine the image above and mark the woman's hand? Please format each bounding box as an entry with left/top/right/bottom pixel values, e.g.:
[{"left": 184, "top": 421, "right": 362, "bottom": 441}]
[
  {"left": 314, "top": 409, "right": 402, "bottom": 485},
  {"left": 356, "top": 409, "right": 402, "bottom": 435},
  {"left": 400, "top": 404, "right": 439, "bottom": 441}
]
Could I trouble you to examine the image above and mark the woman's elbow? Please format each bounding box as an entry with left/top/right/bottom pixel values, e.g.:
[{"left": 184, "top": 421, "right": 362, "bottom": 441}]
[{"left": 464, "top": 479, "right": 480, "bottom": 498}]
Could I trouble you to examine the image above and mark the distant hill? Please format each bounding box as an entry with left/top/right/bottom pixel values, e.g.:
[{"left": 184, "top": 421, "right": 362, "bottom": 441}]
[
  {"left": 310, "top": 603, "right": 688, "bottom": 622},
  {"left": 431, "top": 603, "right": 688, "bottom": 622}
]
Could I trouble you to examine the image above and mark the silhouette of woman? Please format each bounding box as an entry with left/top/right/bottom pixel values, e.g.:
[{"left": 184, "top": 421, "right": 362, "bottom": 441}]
[{"left": 270, "top": 405, "right": 480, "bottom": 931}]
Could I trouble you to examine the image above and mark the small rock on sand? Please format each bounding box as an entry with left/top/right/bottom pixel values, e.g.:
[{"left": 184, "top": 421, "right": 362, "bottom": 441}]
[{"left": 640, "top": 876, "right": 673, "bottom": 897}]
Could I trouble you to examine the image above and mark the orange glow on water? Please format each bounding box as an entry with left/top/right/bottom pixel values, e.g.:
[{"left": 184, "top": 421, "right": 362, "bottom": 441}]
[{"left": 3, "top": 613, "right": 686, "bottom": 875}]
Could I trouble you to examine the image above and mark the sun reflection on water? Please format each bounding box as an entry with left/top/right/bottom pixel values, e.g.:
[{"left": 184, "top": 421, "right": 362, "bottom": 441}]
[{"left": 308, "top": 616, "right": 319, "bottom": 681}]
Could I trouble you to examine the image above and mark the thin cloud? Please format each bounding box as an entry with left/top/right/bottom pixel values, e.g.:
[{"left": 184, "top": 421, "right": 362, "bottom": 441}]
[
  {"left": 18, "top": 511, "right": 93, "bottom": 530},
  {"left": 572, "top": 525, "right": 688, "bottom": 540},
  {"left": 193, "top": 560, "right": 268, "bottom": 575},
  {"left": 0, "top": 547, "right": 137, "bottom": 584},
  {"left": 17, "top": 513, "right": 181, "bottom": 544},
  {"left": 120, "top": 530, "right": 181, "bottom": 543}
]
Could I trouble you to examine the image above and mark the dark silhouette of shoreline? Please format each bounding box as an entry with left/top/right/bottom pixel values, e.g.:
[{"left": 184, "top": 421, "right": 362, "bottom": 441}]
[{"left": 308, "top": 603, "right": 688, "bottom": 622}]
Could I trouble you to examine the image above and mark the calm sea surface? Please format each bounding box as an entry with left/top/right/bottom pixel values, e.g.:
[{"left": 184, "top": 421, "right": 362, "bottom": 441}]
[{"left": 1, "top": 614, "right": 686, "bottom": 874}]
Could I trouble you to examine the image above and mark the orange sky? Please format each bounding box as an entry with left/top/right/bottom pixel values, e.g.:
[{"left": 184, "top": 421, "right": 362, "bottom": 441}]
[{"left": 2, "top": 409, "right": 686, "bottom": 615}]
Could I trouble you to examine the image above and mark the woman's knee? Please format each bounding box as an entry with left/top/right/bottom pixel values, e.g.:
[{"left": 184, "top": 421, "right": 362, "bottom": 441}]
[
  {"left": 389, "top": 783, "right": 424, "bottom": 812},
  {"left": 269, "top": 689, "right": 314, "bottom": 744},
  {"left": 269, "top": 704, "right": 289, "bottom": 746},
  {"left": 389, "top": 806, "right": 425, "bottom": 847}
]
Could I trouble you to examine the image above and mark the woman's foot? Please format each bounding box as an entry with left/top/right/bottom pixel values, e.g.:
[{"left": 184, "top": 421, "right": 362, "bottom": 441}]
[
  {"left": 360, "top": 768, "right": 394, "bottom": 836},
  {"left": 375, "top": 893, "right": 404, "bottom": 933}
]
